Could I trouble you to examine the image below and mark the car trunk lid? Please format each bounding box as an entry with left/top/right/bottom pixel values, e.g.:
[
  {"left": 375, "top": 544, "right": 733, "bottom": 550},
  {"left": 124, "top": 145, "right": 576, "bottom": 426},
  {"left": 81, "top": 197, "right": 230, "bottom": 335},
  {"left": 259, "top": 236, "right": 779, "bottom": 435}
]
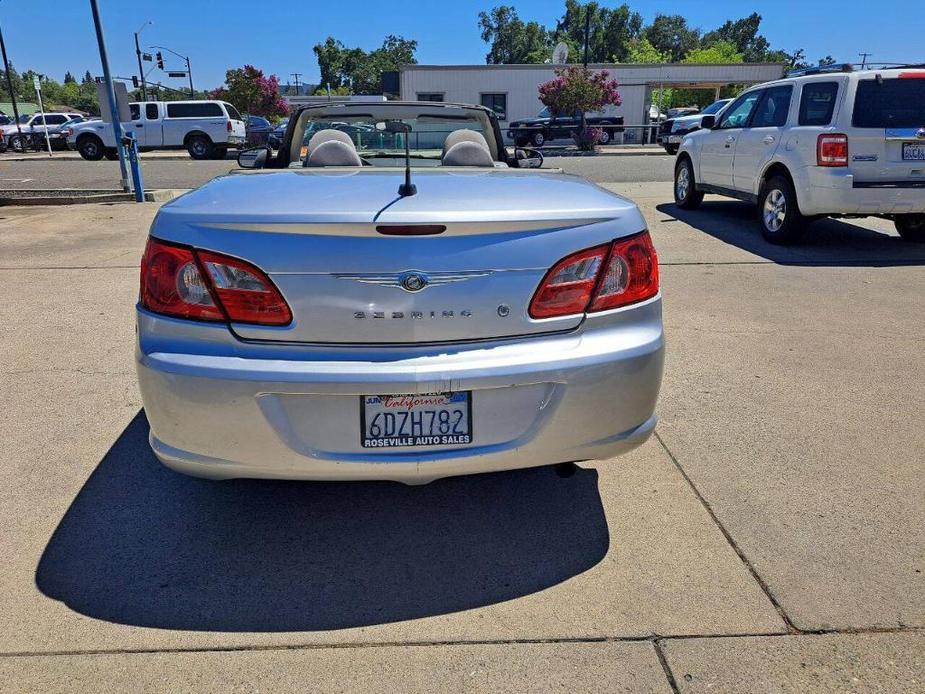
[{"left": 152, "top": 169, "right": 645, "bottom": 344}]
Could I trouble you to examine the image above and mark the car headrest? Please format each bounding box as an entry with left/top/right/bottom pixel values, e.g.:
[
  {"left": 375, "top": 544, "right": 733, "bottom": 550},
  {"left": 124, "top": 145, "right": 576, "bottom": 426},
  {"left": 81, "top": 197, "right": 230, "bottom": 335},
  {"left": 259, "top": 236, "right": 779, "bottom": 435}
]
[
  {"left": 306, "top": 140, "right": 363, "bottom": 167},
  {"left": 442, "top": 129, "right": 489, "bottom": 157},
  {"left": 441, "top": 140, "right": 495, "bottom": 167},
  {"left": 307, "top": 128, "right": 354, "bottom": 152}
]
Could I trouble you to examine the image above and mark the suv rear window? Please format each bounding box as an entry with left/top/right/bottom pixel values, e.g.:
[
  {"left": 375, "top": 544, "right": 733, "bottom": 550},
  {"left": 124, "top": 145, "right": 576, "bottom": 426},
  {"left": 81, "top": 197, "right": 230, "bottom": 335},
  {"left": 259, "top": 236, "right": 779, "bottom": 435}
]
[
  {"left": 799, "top": 82, "right": 838, "bottom": 126},
  {"left": 853, "top": 77, "right": 925, "bottom": 128},
  {"left": 166, "top": 102, "right": 224, "bottom": 118}
]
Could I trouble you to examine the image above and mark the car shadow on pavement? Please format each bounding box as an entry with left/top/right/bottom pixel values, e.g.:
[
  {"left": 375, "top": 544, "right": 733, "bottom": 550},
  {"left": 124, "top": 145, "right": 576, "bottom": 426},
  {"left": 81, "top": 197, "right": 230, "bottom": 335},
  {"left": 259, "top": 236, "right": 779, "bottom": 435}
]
[
  {"left": 657, "top": 201, "right": 925, "bottom": 267},
  {"left": 36, "top": 411, "right": 609, "bottom": 632}
]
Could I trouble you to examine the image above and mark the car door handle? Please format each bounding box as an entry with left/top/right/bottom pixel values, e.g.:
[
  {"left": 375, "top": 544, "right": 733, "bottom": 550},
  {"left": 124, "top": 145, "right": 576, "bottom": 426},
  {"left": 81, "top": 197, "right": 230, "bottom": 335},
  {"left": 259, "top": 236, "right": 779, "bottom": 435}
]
[
  {"left": 763, "top": 135, "right": 775, "bottom": 144},
  {"left": 135, "top": 124, "right": 143, "bottom": 128}
]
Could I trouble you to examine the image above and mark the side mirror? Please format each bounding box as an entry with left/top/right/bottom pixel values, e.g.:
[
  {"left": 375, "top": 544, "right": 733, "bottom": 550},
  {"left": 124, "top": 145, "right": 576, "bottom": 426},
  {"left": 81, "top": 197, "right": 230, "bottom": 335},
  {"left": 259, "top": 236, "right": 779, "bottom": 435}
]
[
  {"left": 700, "top": 115, "right": 716, "bottom": 130},
  {"left": 515, "top": 147, "right": 544, "bottom": 169},
  {"left": 237, "top": 146, "right": 270, "bottom": 169}
]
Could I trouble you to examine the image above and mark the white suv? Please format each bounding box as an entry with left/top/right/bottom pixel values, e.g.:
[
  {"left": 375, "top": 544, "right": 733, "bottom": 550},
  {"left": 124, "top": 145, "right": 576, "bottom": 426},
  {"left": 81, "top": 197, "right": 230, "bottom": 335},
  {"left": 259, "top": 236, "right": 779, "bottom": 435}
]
[{"left": 673, "top": 65, "right": 925, "bottom": 244}]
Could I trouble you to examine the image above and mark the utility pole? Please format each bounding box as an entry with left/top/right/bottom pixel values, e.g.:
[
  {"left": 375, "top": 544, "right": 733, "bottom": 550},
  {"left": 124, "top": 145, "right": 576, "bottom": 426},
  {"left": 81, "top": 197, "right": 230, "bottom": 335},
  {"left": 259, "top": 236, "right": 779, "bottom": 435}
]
[
  {"left": 290, "top": 72, "right": 301, "bottom": 95},
  {"left": 152, "top": 45, "right": 194, "bottom": 97},
  {"left": 134, "top": 20, "right": 151, "bottom": 100},
  {"left": 0, "top": 17, "right": 23, "bottom": 144},
  {"left": 89, "top": 0, "right": 129, "bottom": 192},
  {"left": 186, "top": 55, "right": 193, "bottom": 97},
  {"left": 859, "top": 52, "right": 872, "bottom": 69}
]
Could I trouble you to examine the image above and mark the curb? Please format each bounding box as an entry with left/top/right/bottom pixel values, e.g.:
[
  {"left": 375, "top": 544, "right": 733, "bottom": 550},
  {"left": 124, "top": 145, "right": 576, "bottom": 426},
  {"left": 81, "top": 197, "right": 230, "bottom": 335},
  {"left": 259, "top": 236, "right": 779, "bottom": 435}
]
[{"left": 0, "top": 188, "right": 191, "bottom": 206}]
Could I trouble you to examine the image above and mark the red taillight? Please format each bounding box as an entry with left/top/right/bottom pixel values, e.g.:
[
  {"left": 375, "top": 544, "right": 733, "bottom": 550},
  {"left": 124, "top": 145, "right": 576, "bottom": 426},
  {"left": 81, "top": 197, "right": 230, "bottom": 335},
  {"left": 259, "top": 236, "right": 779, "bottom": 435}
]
[
  {"left": 817, "top": 134, "right": 848, "bottom": 167},
  {"left": 227, "top": 121, "right": 233, "bottom": 132},
  {"left": 140, "top": 238, "right": 291, "bottom": 325},
  {"left": 529, "top": 231, "right": 658, "bottom": 319}
]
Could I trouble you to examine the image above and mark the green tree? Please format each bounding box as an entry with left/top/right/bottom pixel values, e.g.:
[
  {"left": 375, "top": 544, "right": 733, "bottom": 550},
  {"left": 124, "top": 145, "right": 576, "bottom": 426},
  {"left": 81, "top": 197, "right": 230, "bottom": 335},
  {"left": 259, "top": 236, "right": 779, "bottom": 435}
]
[
  {"left": 312, "top": 35, "right": 417, "bottom": 94},
  {"left": 643, "top": 14, "right": 700, "bottom": 62},
  {"left": 63, "top": 71, "right": 76, "bottom": 84},
  {"left": 478, "top": 6, "right": 550, "bottom": 64},
  {"left": 626, "top": 37, "right": 672, "bottom": 108},
  {"left": 553, "top": 0, "right": 643, "bottom": 63},
  {"left": 682, "top": 41, "right": 743, "bottom": 65},
  {"left": 701, "top": 13, "right": 772, "bottom": 62}
]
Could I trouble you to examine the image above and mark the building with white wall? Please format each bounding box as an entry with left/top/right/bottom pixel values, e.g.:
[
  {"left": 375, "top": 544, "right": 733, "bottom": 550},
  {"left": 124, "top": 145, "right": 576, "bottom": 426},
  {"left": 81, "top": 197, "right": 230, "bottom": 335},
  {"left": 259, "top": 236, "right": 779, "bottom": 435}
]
[{"left": 398, "top": 63, "right": 785, "bottom": 143}]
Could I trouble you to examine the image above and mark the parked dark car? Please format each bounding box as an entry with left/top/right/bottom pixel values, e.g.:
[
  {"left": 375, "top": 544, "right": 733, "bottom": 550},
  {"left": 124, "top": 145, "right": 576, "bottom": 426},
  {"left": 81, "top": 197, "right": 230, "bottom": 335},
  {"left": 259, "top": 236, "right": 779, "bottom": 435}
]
[
  {"left": 267, "top": 118, "right": 289, "bottom": 149},
  {"left": 507, "top": 107, "right": 624, "bottom": 147},
  {"left": 245, "top": 115, "right": 273, "bottom": 147}
]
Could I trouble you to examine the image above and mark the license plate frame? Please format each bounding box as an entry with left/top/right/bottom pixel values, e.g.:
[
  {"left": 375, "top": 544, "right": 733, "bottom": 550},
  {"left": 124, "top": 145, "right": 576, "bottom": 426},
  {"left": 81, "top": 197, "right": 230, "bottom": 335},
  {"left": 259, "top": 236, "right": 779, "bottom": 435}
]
[
  {"left": 902, "top": 142, "right": 925, "bottom": 161},
  {"left": 360, "top": 392, "right": 473, "bottom": 448}
]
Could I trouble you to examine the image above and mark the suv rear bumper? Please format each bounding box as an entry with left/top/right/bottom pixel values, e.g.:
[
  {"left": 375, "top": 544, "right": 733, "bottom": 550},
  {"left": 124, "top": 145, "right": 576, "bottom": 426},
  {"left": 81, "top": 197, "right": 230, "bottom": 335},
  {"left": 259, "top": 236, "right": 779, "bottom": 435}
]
[{"left": 796, "top": 167, "right": 925, "bottom": 216}]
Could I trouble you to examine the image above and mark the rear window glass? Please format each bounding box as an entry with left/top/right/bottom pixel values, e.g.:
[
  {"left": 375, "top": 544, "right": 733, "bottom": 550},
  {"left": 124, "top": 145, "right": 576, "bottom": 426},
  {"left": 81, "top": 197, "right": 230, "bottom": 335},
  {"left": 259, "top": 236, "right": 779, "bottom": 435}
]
[
  {"left": 799, "top": 82, "right": 838, "bottom": 126},
  {"left": 166, "top": 102, "right": 223, "bottom": 118},
  {"left": 223, "top": 102, "right": 242, "bottom": 121},
  {"left": 853, "top": 78, "right": 925, "bottom": 128}
]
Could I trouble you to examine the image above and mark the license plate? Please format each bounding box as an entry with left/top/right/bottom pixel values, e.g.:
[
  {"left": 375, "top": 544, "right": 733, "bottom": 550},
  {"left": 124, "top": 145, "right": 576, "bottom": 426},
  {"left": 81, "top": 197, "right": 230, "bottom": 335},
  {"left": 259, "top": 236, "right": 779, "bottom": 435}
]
[
  {"left": 902, "top": 142, "right": 925, "bottom": 161},
  {"left": 668, "top": 135, "right": 682, "bottom": 144},
  {"left": 361, "top": 392, "right": 472, "bottom": 448}
]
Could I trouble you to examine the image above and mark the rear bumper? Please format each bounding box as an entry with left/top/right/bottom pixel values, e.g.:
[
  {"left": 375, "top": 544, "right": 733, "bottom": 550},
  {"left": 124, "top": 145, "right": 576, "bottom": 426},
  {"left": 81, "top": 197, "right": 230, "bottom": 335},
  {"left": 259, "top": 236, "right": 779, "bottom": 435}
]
[
  {"left": 795, "top": 167, "right": 925, "bottom": 216},
  {"left": 136, "top": 298, "right": 664, "bottom": 484}
]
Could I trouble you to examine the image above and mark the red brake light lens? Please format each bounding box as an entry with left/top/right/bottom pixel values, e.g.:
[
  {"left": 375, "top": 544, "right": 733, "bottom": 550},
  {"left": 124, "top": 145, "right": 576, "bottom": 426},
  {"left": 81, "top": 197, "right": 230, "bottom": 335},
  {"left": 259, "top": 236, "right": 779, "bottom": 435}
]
[
  {"left": 140, "top": 239, "right": 224, "bottom": 322},
  {"left": 589, "top": 232, "right": 659, "bottom": 312},
  {"left": 197, "top": 249, "right": 292, "bottom": 325},
  {"left": 227, "top": 120, "right": 233, "bottom": 132},
  {"left": 529, "top": 231, "right": 659, "bottom": 319},
  {"left": 529, "top": 244, "right": 609, "bottom": 318},
  {"left": 817, "top": 134, "right": 848, "bottom": 167},
  {"left": 140, "top": 238, "right": 291, "bottom": 325}
]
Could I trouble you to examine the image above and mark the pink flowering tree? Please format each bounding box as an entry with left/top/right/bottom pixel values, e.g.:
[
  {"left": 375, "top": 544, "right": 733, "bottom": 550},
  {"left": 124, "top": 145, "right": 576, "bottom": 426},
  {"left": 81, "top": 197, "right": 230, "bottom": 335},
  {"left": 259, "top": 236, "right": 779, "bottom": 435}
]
[
  {"left": 209, "top": 65, "right": 288, "bottom": 119},
  {"left": 538, "top": 67, "right": 621, "bottom": 150}
]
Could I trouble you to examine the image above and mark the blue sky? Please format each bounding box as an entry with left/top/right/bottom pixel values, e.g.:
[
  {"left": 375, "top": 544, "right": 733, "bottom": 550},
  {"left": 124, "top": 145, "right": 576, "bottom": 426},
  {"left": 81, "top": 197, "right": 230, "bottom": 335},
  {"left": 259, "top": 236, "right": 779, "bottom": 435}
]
[{"left": 0, "top": 1, "right": 917, "bottom": 91}]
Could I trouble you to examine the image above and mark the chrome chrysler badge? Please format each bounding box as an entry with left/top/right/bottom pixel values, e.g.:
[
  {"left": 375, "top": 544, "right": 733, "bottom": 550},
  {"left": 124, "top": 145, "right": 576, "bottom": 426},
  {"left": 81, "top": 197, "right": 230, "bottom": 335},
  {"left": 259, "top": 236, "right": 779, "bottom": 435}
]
[{"left": 400, "top": 272, "right": 428, "bottom": 292}]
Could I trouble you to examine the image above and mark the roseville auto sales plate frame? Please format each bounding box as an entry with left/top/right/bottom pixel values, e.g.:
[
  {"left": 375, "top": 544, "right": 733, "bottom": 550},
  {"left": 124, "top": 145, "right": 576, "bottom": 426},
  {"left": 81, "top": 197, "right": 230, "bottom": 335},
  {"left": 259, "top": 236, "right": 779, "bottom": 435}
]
[{"left": 361, "top": 392, "right": 473, "bottom": 448}]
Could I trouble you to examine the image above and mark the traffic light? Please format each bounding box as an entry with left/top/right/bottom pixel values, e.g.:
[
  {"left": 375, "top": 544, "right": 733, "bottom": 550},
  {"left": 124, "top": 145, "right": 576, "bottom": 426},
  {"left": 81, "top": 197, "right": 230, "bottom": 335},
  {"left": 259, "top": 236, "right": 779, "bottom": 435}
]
[
  {"left": 156, "top": 52, "right": 164, "bottom": 70},
  {"left": 132, "top": 76, "right": 140, "bottom": 88}
]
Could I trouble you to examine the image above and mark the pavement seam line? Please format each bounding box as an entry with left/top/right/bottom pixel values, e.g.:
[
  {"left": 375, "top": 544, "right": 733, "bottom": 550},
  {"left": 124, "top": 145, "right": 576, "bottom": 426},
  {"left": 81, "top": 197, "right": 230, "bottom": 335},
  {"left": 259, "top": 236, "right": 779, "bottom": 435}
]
[
  {"left": 653, "top": 430, "right": 799, "bottom": 634},
  {"left": 652, "top": 640, "right": 682, "bottom": 694},
  {"left": 2, "top": 627, "right": 922, "bottom": 659}
]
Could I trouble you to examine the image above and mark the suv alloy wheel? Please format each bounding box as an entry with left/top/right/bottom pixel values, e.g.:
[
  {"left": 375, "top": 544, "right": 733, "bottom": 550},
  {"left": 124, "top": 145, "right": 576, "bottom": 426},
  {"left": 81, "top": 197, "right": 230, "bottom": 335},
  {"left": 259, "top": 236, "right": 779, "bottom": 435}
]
[
  {"left": 674, "top": 157, "right": 704, "bottom": 209},
  {"left": 759, "top": 175, "right": 806, "bottom": 245}
]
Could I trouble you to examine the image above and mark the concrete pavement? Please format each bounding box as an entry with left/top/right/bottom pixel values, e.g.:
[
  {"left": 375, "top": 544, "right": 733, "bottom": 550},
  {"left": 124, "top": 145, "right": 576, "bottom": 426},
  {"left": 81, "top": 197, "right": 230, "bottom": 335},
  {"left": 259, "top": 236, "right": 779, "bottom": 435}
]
[{"left": 1, "top": 188, "right": 923, "bottom": 692}]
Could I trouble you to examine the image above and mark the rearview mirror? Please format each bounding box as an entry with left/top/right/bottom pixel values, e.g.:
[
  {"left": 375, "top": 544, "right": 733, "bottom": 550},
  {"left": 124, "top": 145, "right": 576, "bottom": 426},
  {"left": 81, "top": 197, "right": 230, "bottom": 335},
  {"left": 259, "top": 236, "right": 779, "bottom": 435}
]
[
  {"left": 515, "top": 147, "right": 544, "bottom": 169},
  {"left": 237, "top": 146, "right": 270, "bottom": 169},
  {"left": 700, "top": 115, "right": 716, "bottom": 129}
]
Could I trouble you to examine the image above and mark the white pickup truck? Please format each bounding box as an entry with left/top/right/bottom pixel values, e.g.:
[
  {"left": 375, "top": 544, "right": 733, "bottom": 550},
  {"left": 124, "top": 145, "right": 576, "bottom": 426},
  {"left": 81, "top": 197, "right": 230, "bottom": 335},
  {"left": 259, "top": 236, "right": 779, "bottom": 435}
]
[{"left": 65, "top": 100, "right": 246, "bottom": 160}]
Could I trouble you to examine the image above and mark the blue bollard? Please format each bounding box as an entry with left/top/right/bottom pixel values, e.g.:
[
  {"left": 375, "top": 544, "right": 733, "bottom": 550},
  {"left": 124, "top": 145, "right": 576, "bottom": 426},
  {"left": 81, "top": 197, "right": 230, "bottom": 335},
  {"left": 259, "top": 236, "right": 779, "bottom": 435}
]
[{"left": 124, "top": 132, "right": 145, "bottom": 202}]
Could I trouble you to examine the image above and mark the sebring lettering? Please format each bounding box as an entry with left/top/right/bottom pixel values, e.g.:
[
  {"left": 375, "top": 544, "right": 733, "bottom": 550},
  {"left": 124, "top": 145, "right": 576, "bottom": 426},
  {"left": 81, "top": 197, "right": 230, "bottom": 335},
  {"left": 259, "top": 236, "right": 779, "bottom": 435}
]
[{"left": 354, "top": 309, "right": 473, "bottom": 320}]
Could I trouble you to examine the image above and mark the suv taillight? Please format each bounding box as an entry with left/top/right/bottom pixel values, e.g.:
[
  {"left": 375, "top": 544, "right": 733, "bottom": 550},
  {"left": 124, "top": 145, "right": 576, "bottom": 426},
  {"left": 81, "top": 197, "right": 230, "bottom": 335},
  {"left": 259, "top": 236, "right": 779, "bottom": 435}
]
[
  {"left": 817, "top": 134, "right": 848, "bottom": 167},
  {"left": 529, "top": 231, "right": 659, "bottom": 319},
  {"left": 140, "top": 237, "right": 291, "bottom": 325},
  {"left": 227, "top": 121, "right": 233, "bottom": 132}
]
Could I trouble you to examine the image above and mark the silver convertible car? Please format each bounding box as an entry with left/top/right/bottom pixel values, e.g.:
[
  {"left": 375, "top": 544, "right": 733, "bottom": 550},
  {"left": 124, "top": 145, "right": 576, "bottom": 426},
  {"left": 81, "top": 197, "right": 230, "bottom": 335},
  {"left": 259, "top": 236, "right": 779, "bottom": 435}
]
[{"left": 136, "top": 101, "right": 664, "bottom": 484}]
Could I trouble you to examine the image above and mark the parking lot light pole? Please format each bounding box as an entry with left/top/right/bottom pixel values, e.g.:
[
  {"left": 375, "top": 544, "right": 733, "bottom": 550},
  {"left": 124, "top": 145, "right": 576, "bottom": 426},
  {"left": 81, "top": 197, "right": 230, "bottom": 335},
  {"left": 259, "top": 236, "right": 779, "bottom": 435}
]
[
  {"left": 89, "top": 0, "right": 129, "bottom": 192},
  {"left": 134, "top": 20, "right": 152, "bottom": 101}
]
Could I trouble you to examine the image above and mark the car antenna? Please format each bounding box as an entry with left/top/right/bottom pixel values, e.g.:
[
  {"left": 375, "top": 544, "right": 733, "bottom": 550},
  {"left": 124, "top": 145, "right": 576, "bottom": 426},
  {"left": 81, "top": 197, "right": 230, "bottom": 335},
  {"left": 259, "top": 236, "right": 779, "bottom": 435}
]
[{"left": 377, "top": 120, "right": 416, "bottom": 196}]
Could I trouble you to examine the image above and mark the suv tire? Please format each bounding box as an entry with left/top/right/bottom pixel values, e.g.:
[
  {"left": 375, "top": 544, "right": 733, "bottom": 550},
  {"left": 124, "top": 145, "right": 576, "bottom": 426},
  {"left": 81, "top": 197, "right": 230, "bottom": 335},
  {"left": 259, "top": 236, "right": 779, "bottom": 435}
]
[
  {"left": 530, "top": 131, "right": 545, "bottom": 147},
  {"left": 76, "top": 135, "right": 104, "bottom": 161},
  {"left": 665, "top": 144, "right": 679, "bottom": 155},
  {"left": 674, "top": 157, "right": 704, "bottom": 209},
  {"left": 758, "top": 175, "right": 806, "bottom": 245},
  {"left": 894, "top": 215, "right": 925, "bottom": 243},
  {"left": 186, "top": 134, "right": 213, "bottom": 160},
  {"left": 598, "top": 128, "right": 611, "bottom": 145}
]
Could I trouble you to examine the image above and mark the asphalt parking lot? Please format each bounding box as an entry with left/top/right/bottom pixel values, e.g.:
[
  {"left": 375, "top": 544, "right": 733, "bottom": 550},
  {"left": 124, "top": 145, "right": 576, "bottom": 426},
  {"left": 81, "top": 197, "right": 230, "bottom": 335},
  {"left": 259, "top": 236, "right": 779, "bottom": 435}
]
[{"left": 1, "top": 169, "right": 923, "bottom": 691}]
